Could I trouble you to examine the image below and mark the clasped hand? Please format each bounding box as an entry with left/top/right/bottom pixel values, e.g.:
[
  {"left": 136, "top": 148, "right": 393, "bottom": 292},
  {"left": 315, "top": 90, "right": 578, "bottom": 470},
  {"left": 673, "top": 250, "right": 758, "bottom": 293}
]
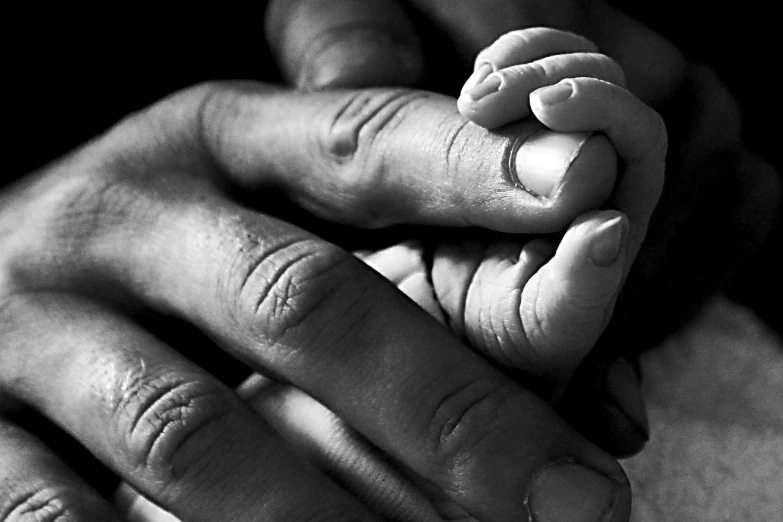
[{"left": 0, "top": 26, "right": 671, "bottom": 522}]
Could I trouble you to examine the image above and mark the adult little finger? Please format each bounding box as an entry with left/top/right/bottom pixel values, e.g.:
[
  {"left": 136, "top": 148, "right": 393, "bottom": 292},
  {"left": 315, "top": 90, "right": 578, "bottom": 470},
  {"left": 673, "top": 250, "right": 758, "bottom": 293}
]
[{"left": 0, "top": 419, "right": 122, "bottom": 521}]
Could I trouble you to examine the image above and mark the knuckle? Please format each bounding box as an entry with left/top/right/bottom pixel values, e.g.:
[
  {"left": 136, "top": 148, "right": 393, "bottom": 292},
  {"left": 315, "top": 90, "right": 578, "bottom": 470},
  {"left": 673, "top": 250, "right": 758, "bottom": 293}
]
[
  {"left": 321, "top": 89, "right": 424, "bottom": 161},
  {"left": 318, "top": 89, "right": 431, "bottom": 222},
  {"left": 41, "top": 167, "right": 142, "bottom": 240},
  {"left": 522, "top": 60, "right": 551, "bottom": 84},
  {"left": 229, "top": 230, "right": 361, "bottom": 350},
  {"left": 0, "top": 159, "right": 152, "bottom": 292},
  {"left": 426, "top": 374, "right": 516, "bottom": 474},
  {"left": 1, "top": 486, "right": 71, "bottom": 522},
  {"left": 109, "top": 366, "right": 235, "bottom": 482}
]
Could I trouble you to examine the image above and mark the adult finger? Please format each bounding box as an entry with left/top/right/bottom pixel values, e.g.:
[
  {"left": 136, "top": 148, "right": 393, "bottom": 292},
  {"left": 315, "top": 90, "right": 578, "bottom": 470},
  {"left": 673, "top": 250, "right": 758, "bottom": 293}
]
[
  {"left": 116, "top": 373, "right": 443, "bottom": 522},
  {"left": 530, "top": 77, "right": 667, "bottom": 268},
  {"left": 265, "top": 0, "right": 423, "bottom": 90},
  {"left": 0, "top": 293, "right": 375, "bottom": 522},
  {"left": 7, "top": 174, "right": 632, "bottom": 521},
  {"left": 0, "top": 419, "right": 122, "bottom": 521},
  {"left": 197, "top": 83, "right": 617, "bottom": 233}
]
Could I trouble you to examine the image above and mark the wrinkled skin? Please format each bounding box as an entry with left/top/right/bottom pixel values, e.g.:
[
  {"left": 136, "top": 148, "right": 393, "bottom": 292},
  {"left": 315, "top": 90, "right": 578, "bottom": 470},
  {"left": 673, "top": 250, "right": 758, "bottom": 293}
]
[{"left": 263, "top": 0, "right": 780, "bottom": 455}]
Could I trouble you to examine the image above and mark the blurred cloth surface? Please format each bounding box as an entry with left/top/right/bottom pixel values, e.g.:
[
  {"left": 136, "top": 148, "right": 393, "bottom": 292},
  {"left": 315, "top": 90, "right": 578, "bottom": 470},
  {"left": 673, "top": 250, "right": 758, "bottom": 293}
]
[{"left": 625, "top": 297, "right": 783, "bottom": 521}]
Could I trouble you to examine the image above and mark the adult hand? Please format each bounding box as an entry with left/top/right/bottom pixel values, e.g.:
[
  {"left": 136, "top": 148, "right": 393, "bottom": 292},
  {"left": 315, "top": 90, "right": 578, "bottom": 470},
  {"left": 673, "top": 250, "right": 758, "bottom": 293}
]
[
  {"left": 263, "top": 0, "right": 779, "bottom": 457},
  {"left": 0, "top": 79, "right": 663, "bottom": 521},
  {"left": 265, "top": 0, "right": 779, "bottom": 338}
]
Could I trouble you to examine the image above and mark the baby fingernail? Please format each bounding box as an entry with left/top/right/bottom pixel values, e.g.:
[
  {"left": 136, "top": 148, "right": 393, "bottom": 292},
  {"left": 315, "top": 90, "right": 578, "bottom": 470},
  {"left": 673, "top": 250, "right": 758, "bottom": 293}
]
[
  {"left": 461, "top": 62, "right": 494, "bottom": 94},
  {"left": 605, "top": 358, "right": 649, "bottom": 441},
  {"left": 527, "top": 462, "right": 619, "bottom": 522},
  {"left": 514, "top": 131, "right": 591, "bottom": 198},
  {"left": 590, "top": 216, "right": 628, "bottom": 267},
  {"left": 460, "top": 74, "right": 502, "bottom": 103},
  {"left": 532, "top": 81, "right": 574, "bottom": 107}
]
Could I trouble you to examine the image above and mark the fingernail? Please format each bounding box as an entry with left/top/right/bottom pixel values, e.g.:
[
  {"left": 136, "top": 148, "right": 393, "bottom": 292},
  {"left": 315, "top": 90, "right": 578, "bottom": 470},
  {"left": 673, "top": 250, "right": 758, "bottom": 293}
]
[
  {"left": 303, "top": 31, "right": 422, "bottom": 89},
  {"left": 590, "top": 216, "right": 628, "bottom": 267},
  {"left": 460, "top": 74, "right": 502, "bottom": 103},
  {"left": 532, "top": 82, "right": 574, "bottom": 107},
  {"left": 513, "top": 131, "right": 591, "bottom": 198},
  {"left": 604, "top": 358, "right": 649, "bottom": 440},
  {"left": 461, "top": 62, "right": 494, "bottom": 94},
  {"left": 527, "top": 462, "right": 618, "bottom": 522}
]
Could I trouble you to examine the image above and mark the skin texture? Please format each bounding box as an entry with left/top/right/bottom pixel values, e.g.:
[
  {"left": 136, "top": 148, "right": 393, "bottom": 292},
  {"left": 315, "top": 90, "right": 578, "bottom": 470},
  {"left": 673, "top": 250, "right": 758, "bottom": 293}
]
[
  {"left": 0, "top": 65, "right": 667, "bottom": 520},
  {"left": 263, "top": 0, "right": 780, "bottom": 456},
  {"left": 112, "top": 29, "right": 669, "bottom": 519},
  {"left": 1, "top": 4, "right": 777, "bottom": 521}
]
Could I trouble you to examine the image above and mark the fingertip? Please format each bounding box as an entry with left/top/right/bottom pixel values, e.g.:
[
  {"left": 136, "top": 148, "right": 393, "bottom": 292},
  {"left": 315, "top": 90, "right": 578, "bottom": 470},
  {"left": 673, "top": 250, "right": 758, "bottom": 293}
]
[
  {"left": 530, "top": 80, "right": 575, "bottom": 115},
  {"left": 460, "top": 62, "right": 494, "bottom": 95},
  {"left": 588, "top": 214, "right": 629, "bottom": 267},
  {"left": 456, "top": 74, "right": 504, "bottom": 127},
  {"left": 555, "top": 210, "right": 629, "bottom": 275}
]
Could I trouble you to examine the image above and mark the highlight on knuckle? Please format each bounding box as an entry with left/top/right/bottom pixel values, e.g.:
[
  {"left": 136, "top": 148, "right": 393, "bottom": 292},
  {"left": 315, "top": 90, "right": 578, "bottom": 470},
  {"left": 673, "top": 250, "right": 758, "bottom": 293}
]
[
  {"left": 426, "top": 374, "right": 515, "bottom": 473},
  {"left": 1, "top": 486, "right": 71, "bottom": 522},
  {"left": 319, "top": 89, "right": 430, "bottom": 195},
  {"left": 522, "top": 60, "right": 551, "bottom": 85},
  {"left": 231, "top": 232, "right": 357, "bottom": 349},
  {"left": 110, "top": 367, "right": 234, "bottom": 481},
  {"left": 322, "top": 89, "right": 422, "bottom": 160}
]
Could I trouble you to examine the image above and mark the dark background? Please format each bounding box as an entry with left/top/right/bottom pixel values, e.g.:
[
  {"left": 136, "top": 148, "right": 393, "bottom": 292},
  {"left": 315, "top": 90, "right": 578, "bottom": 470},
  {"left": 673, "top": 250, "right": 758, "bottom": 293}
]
[
  {"left": 2, "top": 1, "right": 779, "bottom": 499},
  {"left": 4, "top": 3, "right": 780, "bottom": 323}
]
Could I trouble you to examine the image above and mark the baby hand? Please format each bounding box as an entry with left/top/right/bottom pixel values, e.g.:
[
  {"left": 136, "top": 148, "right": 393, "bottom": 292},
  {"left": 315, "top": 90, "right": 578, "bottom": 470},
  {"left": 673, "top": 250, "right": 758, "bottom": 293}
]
[{"left": 366, "top": 28, "right": 666, "bottom": 400}]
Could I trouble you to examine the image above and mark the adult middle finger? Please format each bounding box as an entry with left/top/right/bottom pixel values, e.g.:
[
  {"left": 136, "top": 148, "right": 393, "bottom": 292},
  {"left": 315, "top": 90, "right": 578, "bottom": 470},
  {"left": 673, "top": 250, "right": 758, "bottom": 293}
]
[
  {"left": 0, "top": 293, "right": 376, "bottom": 521},
  {"left": 2, "top": 85, "right": 632, "bottom": 521}
]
